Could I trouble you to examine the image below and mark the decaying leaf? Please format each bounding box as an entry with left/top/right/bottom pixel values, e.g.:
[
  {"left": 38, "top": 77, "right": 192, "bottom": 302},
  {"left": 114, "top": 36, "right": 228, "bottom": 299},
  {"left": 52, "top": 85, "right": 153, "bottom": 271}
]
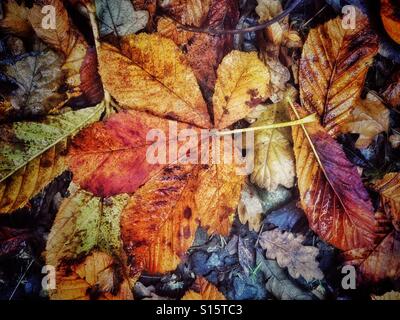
[
  {"left": 46, "top": 183, "right": 132, "bottom": 300},
  {"left": 98, "top": 34, "right": 211, "bottom": 128},
  {"left": 0, "top": 104, "right": 104, "bottom": 213},
  {"left": 158, "top": 0, "right": 212, "bottom": 27},
  {"left": 2, "top": 48, "right": 66, "bottom": 118},
  {"left": 382, "top": 70, "right": 400, "bottom": 108},
  {"left": 182, "top": 277, "right": 225, "bottom": 300},
  {"left": 213, "top": 51, "right": 270, "bottom": 129},
  {"left": 260, "top": 229, "right": 323, "bottom": 282},
  {"left": 373, "top": 172, "right": 400, "bottom": 231},
  {"left": 238, "top": 183, "right": 264, "bottom": 232},
  {"left": 343, "top": 93, "right": 390, "bottom": 149},
  {"left": 256, "top": 250, "right": 314, "bottom": 300},
  {"left": 27, "top": 0, "right": 104, "bottom": 106},
  {"left": 0, "top": 0, "right": 31, "bottom": 36},
  {"left": 292, "top": 106, "right": 377, "bottom": 251},
  {"left": 300, "top": 11, "right": 378, "bottom": 136},
  {"left": 250, "top": 98, "right": 295, "bottom": 191},
  {"left": 96, "top": 0, "right": 148, "bottom": 38}
]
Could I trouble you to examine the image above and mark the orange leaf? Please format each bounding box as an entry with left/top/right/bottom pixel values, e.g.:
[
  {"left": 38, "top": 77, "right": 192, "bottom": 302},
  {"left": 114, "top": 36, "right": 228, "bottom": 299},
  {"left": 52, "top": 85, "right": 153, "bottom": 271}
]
[
  {"left": 381, "top": 0, "right": 400, "bottom": 45},
  {"left": 182, "top": 278, "right": 225, "bottom": 300}
]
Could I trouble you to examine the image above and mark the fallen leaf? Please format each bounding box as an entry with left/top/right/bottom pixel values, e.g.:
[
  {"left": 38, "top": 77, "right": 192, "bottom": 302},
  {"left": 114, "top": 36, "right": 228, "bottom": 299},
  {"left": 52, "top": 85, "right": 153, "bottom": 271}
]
[
  {"left": 28, "top": 0, "right": 104, "bottom": 106},
  {"left": 182, "top": 277, "right": 225, "bottom": 300},
  {"left": 238, "top": 183, "right": 264, "bottom": 232},
  {"left": 292, "top": 105, "right": 377, "bottom": 251},
  {"left": 0, "top": 104, "right": 104, "bottom": 213},
  {"left": 96, "top": 0, "right": 148, "bottom": 38},
  {"left": 158, "top": 0, "right": 212, "bottom": 27},
  {"left": 213, "top": 50, "right": 270, "bottom": 129},
  {"left": 260, "top": 229, "right": 324, "bottom": 282},
  {"left": 256, "top": 250, "right": 314, "bottom": 300},
  {"left": 46, "top": 183, "right": 132, "bottom": 300},
  {"left": 343, "top": 92, "right": 390, "bottom": 149},
  {"left": 300, "top": 11, "right": 378, "bottom": 136},
  {"left": 382, "top": 70, "right": 400, "bottom": 108},
  {"left": 0, "top": 227, "right": 31, "bottom": 258},
  {"left": 238, "top": 236, "right": 255, "bottom": 276},
  {"left": 250, "top": 97, "right": 295, "bottom": 191},
  {"left": 373, "top": 172, "right": 400, "bottom": 231},
  {"left": 371, "top": 291, "right": 400, "bottom": 300},
  {"left": 3, "top": 48, "right": 66, "bottom": 118},
  {"left": 98, "top": 34, "right": 211, "bottom": 128},
  {"left": 343, "top": 230, "right": 400, "bottom": 283},
  {"left": 0, "top": 0, "right": 31, "bottom": 36},
  {"left": 381, "top": 0, "right": 400, "bottom": 45}
]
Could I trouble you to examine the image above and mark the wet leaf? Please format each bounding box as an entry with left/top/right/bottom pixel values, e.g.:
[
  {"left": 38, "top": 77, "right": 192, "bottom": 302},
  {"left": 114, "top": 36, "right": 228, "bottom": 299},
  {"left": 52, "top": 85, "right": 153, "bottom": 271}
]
[
  {"left": 300, "top": 11, "right": 378, "bottom": 136},
  {"left": 292, "top": 105, "right": 377, "bottom": 250},
  {"left": 213, "top": 51, "right": 270, "bottom": 129},
  {"left": 260, "top": 229, "right": 324, "bottom": 282}
]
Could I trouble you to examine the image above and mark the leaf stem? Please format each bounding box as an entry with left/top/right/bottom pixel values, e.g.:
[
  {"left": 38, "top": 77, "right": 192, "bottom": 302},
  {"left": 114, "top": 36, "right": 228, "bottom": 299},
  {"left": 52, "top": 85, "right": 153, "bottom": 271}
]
[{"left": 216, "top": 113, "right": 317, "bottom": 136}]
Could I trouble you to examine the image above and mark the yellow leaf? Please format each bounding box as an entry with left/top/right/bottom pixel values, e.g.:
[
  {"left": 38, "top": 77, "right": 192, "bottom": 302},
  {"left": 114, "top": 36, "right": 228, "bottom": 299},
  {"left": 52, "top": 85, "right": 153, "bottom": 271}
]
[
  {"left": 213, "top": 51, "right": 270, "bottom": 129},
  {"left": 98, "top": 33, "right": 211, "bottom": 128},
  {"left": 343, "top": 93, "right": 389, "bottom": 149},
  {"left": 238, "top": 183, "right": 264, "bottom": 232},
  {"left": 251, "top": 98, "right": 295, "bottom": 191}
]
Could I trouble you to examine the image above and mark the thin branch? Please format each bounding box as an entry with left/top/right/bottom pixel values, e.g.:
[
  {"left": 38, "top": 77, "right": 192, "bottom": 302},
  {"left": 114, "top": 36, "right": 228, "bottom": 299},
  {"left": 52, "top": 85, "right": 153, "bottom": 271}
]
[{"left": 175, "top": 0, "right": 303, "bottom": 35}]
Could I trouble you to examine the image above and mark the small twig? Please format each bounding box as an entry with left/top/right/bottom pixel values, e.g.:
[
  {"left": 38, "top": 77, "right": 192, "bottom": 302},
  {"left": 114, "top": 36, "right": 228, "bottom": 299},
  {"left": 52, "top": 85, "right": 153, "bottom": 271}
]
[
  {"left": 175, "top": 0, "right": 303, "bottom": 35},
  {"left": 9, "top": 259, "right": 34, "bottom": 301}
]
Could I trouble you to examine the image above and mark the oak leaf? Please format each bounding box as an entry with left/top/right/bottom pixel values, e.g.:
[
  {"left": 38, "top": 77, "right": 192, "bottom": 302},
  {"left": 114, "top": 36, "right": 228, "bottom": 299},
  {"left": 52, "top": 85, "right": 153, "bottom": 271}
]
[
  {"left": 343, "top": 93, "right": 390, "bottom": 149},
  {"left": 292, "top": 105, "right": 377, "bottom": 251},
  {"left": 260, "top": 229, "right": 324, "bottom": 282},
  {"left": 300, "top": 11, "right": 378, "bottom": 136},
  {"left": 250, "top": 98, "right": 295, "bottom": 191},
  {"left": 0, "top": 104, "right": 104, "bottom": 214},
  {"left": 0, "top": 0, "right": 31, "bottom": 36},
  {"left": 182, "top": 278, "right": 225, "bottom": 300}
]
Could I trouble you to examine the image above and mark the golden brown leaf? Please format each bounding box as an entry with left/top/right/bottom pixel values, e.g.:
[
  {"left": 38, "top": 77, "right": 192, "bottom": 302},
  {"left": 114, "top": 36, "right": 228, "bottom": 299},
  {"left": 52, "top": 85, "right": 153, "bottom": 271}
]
[
  {"left": 182, "top": 278, "right": 225, "bottom": 300},
  {"left": 98, "top": 34, "right": 211, "bottom": 128},
  {"left": 373, "top": 172, "right": 400, "bottom": 231},
  {"left": 372, "top": 291, "right": 400, "bottom": 300},
  {"left": 381, "top": 0, "right": 400, "bottom": 45},
  {"left": 300, "top": 12, "right": 378, "bottom": 136},
  {"left": 159, "top": 0, "right": 212, "bottom": 27},
  {"left": 213, "top": 51, "right": 270, "bottom": 129},
  {"left": 0, "top": 0, "right": 31, "bottom": 36},
  {"left": 238, "top": 183, "right": 264, "bottom": 232}
]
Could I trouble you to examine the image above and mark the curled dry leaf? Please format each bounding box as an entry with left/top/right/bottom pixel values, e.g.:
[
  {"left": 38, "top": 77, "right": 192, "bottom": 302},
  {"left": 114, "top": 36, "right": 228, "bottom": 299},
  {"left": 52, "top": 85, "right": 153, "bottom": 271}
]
[
  {"left": 300, "top": 11, "right": 378, "bottom": 136},
  {"left": 256, "top": 250, "right": 314, "bottom": 300},
  {"left": 238, "top": 183, "right": 264, "bottom": 232},
  {"left": 0, "top": 0, "right": 31, "bottom": 36},
  {"left": 251, "top": 97, "right": 295, "bottom": 191},
  {"left": 182, "top": 277, "right": 225, "bottom": 300},
  {"left": 343, "top": 92, "right": 390, "bottom": 149},
  {"left": 260, "top": 229, "right": 324, "bottom": 282},
  {"left": 213, "top": 51, "right": 270, "bottom": 129},
  {"left": 98, "top": 34, "right": 210, "bottom": 128},
  {"left": 0, "top": 104, "right": 104, "bottom": 213},
  {"left": 292, "top": 105, "right": 377, "bottom": 251},
  {"left": 46, "top": 183, "right": 132, "bottom": 300}
]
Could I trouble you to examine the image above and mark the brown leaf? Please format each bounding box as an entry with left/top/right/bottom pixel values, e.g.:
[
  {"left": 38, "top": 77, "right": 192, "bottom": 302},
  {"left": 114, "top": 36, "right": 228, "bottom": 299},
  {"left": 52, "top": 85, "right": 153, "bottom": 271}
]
[
  {"left": 182, "top": 277, "right": 225, "bottom": 300},
  {"left": 300, "top": 11, "right": 378, "bottom": 136},
  {"left": 382, "top": 70, "right": 400, "bottom": 108},
  {"left": 260, "top": 229, "right": 324, "bottom": 282},
  {"left": 381, "top": 0, "right": 400, "bottom": 45},
  {"left": 292, "top": 105, "right": 377, "bottom": 251},
  {"left": 0, "top": 0, "right": 31, "bottom": 36},
  {"left": 159, "top": 0, "right": 212, "bottom": 27}
]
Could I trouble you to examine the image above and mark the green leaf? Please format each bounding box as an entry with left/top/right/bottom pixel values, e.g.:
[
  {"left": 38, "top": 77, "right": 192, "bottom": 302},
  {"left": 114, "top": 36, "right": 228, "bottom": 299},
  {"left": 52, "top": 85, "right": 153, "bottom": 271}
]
[{"left": 0, "top": 103, "right": 105, "bottom": 182}]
